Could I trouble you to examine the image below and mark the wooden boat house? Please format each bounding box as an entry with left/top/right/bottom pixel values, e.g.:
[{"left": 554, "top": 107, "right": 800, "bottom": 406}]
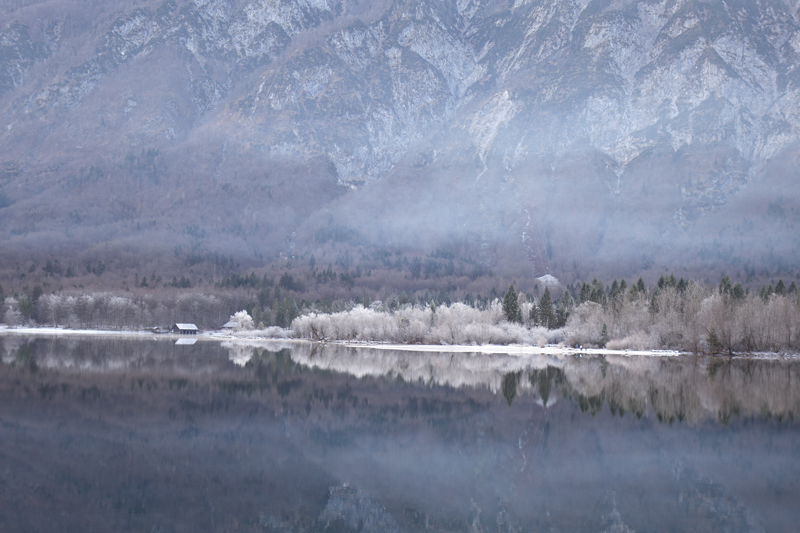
[{"left": 172, "top": 323, "right": 199, "bottom": 335}]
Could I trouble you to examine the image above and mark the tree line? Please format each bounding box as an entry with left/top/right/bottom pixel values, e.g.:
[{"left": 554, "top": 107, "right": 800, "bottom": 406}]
[
  {"left": 290, "top": 275, "right": 800, "bottom": 353},
  {"left": 500, "top": 275, "right": 799, "bottom": 353},
  {"left": 3, "top": 275, "right": 799, "bottom": 353}
]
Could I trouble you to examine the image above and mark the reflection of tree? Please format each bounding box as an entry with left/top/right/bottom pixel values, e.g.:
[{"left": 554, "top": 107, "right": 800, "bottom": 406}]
[
  {"left": 289, "top": 343, "right": 800, "bottom": 423},
  {"left": 529, "top": 366, "right": 564, "bottom": 407},
  {"left": 7, "top": 336, "right": 800, "bottom": 424},
  {"left": 501, "top": 372, "right": 519, "bottom": 406},
  {"left": 222, "top": 342, "right": 254, "bottom": 366},
  {"left": 559, "top": 356, "right": 800, "bottom": 424}
]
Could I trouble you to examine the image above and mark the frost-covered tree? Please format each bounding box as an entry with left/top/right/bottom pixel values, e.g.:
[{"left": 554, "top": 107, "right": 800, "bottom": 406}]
[
  {"left": 229, "top": 310, "right": 254, "bottom": 331},
  {"left": 3, "top": 297, "right": 23, "bottom": 326}
]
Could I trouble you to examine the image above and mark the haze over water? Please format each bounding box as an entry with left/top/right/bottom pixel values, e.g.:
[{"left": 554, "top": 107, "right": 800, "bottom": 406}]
[{"left": 0, "top": 335, "right": 798, "bottom": 532}]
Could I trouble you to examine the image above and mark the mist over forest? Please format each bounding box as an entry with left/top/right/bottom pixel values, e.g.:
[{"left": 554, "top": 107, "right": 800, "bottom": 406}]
[{"left": 2, "top": 0, "right": 800, "bottom": 313}]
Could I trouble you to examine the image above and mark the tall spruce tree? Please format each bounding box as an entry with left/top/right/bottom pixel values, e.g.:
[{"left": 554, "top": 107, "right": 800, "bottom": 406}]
[
  {"left": 636, "top": 278, "right": 647, "bottom": 294},
  {"left": 555, "top": 290, "right": 574, "bottom": 327},
  {"left": 503, "top": 284, "right": 520, "bottom": 323},
  {"left": 776, "top": 279, "right": 786, "bottom": 295},
  {"left": 538, "top": 286, "right": 555, "bottom": 329}
]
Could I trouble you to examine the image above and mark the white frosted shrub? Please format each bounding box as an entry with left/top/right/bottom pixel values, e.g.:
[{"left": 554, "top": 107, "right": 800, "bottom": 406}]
[
  {"left": 230, "top": 310, "right": 254, "bottom": 331},
  {"left": 3, "top": 297, "right": 22, "bottom": 326},
  {"left": 291, "top": 301, "right": 562, "bottom": 345},
  {"left": 250, "top": 326, "right": 292, "bottom": 338},
  {"left": 764, "top": 295, "right": 795, "bottom": 351},
  {"left": 606, "top": 331, "right": 657, "bottom": 351},
  {"left": 612, "top": 298, "right": 651, "bottom": 339},
  {"left": 564, "top": 302, "right": 605, "bottom": 346},
  {"left": 393, "top": 305, "right": 432, "bottom": 343}
]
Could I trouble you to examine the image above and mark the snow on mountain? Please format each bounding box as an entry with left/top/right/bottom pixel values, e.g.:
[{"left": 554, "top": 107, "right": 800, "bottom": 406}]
[{"left": 1, "top": 0, "right": 799, "bottom": 276}]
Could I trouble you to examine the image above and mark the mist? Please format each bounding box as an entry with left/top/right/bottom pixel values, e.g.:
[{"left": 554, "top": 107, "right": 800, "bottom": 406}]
[{"left": 1, "top": 0, "right": 799, "bottom": 290}]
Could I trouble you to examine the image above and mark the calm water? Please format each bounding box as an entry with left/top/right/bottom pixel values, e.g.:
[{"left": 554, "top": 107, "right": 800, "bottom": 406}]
[{"left": 0, "top": 335, "right": 798, "bottom": 532}]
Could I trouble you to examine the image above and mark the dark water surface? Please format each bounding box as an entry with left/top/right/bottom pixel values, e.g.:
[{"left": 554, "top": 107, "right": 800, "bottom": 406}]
[{"left": 0, "top": 335, "right": 798, "bottom": 532}]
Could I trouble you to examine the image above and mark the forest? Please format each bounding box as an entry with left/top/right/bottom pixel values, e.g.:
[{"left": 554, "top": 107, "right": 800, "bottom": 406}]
[
  {"left": 3, "top": 274, "right": 798, "bottom": 354},
  {"left": 289, "top": 276, "right": 799, "bottom": 353}
]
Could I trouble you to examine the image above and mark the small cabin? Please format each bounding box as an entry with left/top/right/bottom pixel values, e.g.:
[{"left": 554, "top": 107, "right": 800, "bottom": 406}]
[
  {"left": 220, "top": 320, "right": 237, "bottom": 330},
  {"left": 172, "top": 323, "right": 199, "bottom": 335}
]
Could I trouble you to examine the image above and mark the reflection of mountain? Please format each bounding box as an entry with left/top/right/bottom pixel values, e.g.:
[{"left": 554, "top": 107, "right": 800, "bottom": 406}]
[
  {"left": 0, "top": 335, "right": 795, "bottom": 531},
  {"left": 674, "top": 464, "right": 766, "bottom": 533},
  {"left": 4, "top": 335, "right": 798, "bottom": 423}
]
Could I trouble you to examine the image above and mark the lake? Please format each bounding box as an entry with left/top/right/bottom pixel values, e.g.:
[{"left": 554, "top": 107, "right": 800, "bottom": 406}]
[{"left": 0, "top": 335, "right": 798, "bottom": 532}]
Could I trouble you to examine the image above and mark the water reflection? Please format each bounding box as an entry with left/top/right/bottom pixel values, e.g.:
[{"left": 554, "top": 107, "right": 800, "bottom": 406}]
[
  {"left": 0, "top": 335, "right": 797, "bottom": 532},
  {"left": 287, "top": 342, "right": 799, "bottom": 424}
]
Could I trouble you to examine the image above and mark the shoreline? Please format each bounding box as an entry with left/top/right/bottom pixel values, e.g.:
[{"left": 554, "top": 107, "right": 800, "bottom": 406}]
[{"left": 1, "top": 325, "right": 797, "bottom": 359}]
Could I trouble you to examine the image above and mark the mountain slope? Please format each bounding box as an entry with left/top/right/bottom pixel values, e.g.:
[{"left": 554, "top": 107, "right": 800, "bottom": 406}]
[{"left": 1, "top": 0, "right": 799, "bottom": 281}]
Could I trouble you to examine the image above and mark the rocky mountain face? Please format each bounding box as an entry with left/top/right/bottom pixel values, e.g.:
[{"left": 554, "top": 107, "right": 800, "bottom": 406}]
[{"left": 2, "top": 0, "right": 800, "bottom": 279}]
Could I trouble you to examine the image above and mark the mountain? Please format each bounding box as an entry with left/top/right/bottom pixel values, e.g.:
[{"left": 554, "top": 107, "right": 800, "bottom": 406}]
[{"left": 2, "top": 0, "right": 800, "bottom": 284}]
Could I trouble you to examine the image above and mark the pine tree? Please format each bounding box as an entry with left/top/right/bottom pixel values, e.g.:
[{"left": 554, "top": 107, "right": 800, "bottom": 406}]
[
  {"left": 529, "top": 304, "right": 539, "bottom": 326},
  {"left": 555, "top": 291, "right": 574, "bottom": 328},
  {"left": 719, "top": 275, "right": 733, "bottom": 297},
  {"left": 578, "top": 282, "right": 591, "bottom": 303},
  {"left": 589, "top": 279, "right": 605, "bottom": 305},
  {"left": 538, "top": 287, "right": 555, "bottom": 329},
  {"left": 636, "top": 278, "right": 646, "bottom": 294},
  {"left": 503, "top": 284, "right": 520, "bottom": 323},
  {"left": 707, "top": 328, "right": 722, "bottom": 353},
  {"left": 775, "top": 279, "right": 786, "bottom": 295},
  {"left": 732, "top": 282, "right": 745, "bottom": 300},
  {"left": 760, "top": 284, "right": 774, "bottom": 301}
]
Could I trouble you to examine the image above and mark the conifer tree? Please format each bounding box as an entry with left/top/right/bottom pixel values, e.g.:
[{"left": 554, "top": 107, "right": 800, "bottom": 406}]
[
  {"left": 610, "top": 280, "right": 620, "bottom": 298},
  {"left": 707, "top": 328, "right": 722, "bottom": 353},
  {"left": 538, "top": 287, "right": 555, "bottom": 329},
  {"left": 636, "top": 278, "right": 647, "bottom": 294},
  {"left": 529, "top": 303, "right": 539, "bottom": 325},
  {"left": 775, "top": 279, "right": 786, "bottom": 295},
  {"left": 719, "top": 275, "right": 733, "bottom": 297},
  {"left": 578, "top": 282, "right": 591, "bottom": 303},
  {"left": 760, "top": 284, "right": 774, "bottom": 301},
  {"left": 600, "top": 323, "right": 609, "bottom": 348},
  {"left": 555, "top": 290, "right": 574, "bottom": 328},
  {"left": 503, "top": 284, "right": 520, "bottom": 323},
  {"left": 732, "top": 283, "right": 745, "bottom": 300},
  {"left": 589, "top": 279, "right": 605, "bottom": 305}
]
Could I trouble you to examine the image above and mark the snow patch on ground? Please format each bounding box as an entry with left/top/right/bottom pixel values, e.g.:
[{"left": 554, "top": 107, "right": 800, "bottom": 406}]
[
  {"left": 0, "top": 326, "right": 155, "bottom": 337},
  {"left": 2, "top": 326, "right": 797, "bottom": 360},
  {"left": 537, "top": 274, "right": 560, "bottom": 287}
]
